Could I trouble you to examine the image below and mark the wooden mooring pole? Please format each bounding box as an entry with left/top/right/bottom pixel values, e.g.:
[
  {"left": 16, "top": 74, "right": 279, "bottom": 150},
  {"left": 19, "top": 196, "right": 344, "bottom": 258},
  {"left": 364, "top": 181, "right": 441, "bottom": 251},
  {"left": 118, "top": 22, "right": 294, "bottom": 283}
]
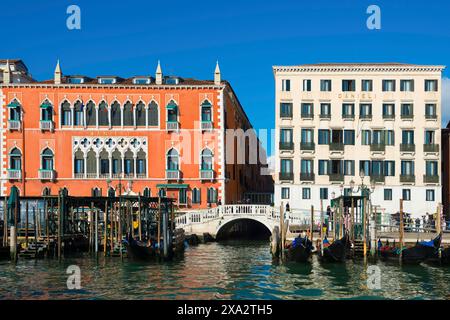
[
  {"left": 279, "top": 203, "right": 284, "bottom": 259},
  {"left": 363, "top": 196, "right": 367, "bottom": 259},
  {"left": 399, "top": 199, "right": 404, "bottom": 263},
  {"left": 310, "top": 205, "right": 314, "bottom": 243},
  {"left": 25, "top": 201, "right": 29, "bottom": 248}
]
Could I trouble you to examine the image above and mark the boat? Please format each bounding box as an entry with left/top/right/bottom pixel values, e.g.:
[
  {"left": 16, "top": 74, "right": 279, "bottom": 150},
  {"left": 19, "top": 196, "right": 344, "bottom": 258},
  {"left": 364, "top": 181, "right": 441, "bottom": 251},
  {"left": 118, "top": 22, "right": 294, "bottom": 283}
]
[
  {"left": 441, "top": 247, "right": 450, "bottom": 265},
  {"left": 285, "top": 236, "right": 313, "bottom": 263},
  {"left": 319, "top": 234, "right": 350, "bottom": 263},
  {"left": 401, "top": 233, "right": 442, "bottom": 264},
  {"left": 0, "top": 246, "right": 10, "bottom": 260},
  {"left": 379, "top": 239, "right": 401, "bottom": 261},
  {"left": 124, "top": 234, "right": 157, "bottom": 261}
]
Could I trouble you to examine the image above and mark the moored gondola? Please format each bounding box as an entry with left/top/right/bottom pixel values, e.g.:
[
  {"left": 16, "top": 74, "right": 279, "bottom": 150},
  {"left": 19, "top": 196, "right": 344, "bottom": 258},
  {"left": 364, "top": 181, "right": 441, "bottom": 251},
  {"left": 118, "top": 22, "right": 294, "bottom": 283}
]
[
  {"left": 401, "top": 233, "right": 442, "bottom": 264},
  {"left": 319, "top": 234, "right": 350, "bottom": 263},
  {"left": 285, "top": 236, "right": 313, "bottom": 263},
  {"left": 441, "top": 247, "right": 450, "bottom": 265},
  {"left": 124, "top": 234, "right": 157, "bottom": 261}
]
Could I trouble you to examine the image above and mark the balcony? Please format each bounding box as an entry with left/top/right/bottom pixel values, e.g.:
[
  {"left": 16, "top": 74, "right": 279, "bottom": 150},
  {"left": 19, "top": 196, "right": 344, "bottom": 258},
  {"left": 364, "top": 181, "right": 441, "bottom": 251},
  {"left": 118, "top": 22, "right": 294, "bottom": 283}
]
[
  {"left": 301, "top": 113, "right": 313, "bottom": 119},
  {"left": 370, "top": 175, "right": 385, "bottom": 183},
  {"left": 201, "top": 121, "right": 213, "bottom": 131},
  {"left": 400, "top": 143, "right": 415, "bottom": 153},
  {"left": 300, "top": 142, "right": 315, "bottom": 151},
  {"left": 279, "top": 172, "right": 294, "bottom": 181},
  {"left": 423, "top": 174, "right": 439, "bottom": 184},
  {"left": 136, "top": 173, "right": 147, "bottom": 179},
  {"left": 342, "top": 114, "right": 355, "bottom": 120},
  {"left": 40, "top": 120, "right": 54, "bottom": 131},
  {"left": 7, "top": 169, "right": 21, "bottom": 180},
  {"left": 370, "top": 144, "right": 385, "bottom": 152},
  {"left": 359, "top": 114, "right": 372, "bottom": 120},
  {"left": 425, "top": 114, "right": 437, "bottom": 120},
  {"left": 279, "top": 141, "right": 294, "bottom": 151},
  {"left": 280, "top": 112, "right": 293, "bottom": 119},
  {"left": 401, "top": 114, "right": 414, "bottom": 120},
  {"left": 166, "top": 121, "right": 179, "bottom": 131},
  {"left": 329, "top": 143, "right": 344, "bottom": 151},
  {"left": 200, "top": 169, "right": 214, "bottom": 180},
  {"left": 400, "top": 174, "right": 415, "bottom": 183},
  {"left": 166, "top": 169, "right": 180, "bottom": 180},
  {"left": 319, "top": 113, "right": 331, "bottom": 119},
  {"left": 39, "top": 169, "right": 55, "bottom": 180},
  {"left": 74, "top": 173, "right": 85, "bottom": 179},
  {"left": 329, "top": 174, "right": 344, "bottom": 182},
  {"left": 424, "top": 144, "right": 439, "bottom": 153},
  {"left": 300, "top": 173, "right": 315, "bottom": 182},
  {"left": 8, "top": 120, "right": 21, "bottom": 130},
  {"left": 383, "top": 114, "right": 395, "bottom": 120}
]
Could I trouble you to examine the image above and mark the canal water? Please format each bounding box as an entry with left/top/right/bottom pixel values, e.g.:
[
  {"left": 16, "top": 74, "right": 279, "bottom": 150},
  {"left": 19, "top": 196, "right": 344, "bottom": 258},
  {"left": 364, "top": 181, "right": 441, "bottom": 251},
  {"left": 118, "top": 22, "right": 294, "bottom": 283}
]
[{"left": 1, "top": 241, "right": 450, "bottom": 300}]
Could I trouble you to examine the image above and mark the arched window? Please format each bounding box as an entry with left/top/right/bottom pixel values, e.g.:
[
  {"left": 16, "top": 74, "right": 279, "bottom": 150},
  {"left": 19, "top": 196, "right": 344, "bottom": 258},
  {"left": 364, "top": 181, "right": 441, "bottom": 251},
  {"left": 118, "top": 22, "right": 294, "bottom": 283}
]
[
  {"left": 167, "top": 148, "right": 179, "bottom": 170},
  {"left": 143, "top": 187, "right": 150, "bottom": 197},
  {"left": 42, "top": 187, "right": 51, "bottom": 196},
  {"left": 74, "top": 101, "right": 84, "bottom": 126},
  {"left": 8, "top": 99, "right": 21, "bottom": 121},
  {"left": 60, "top": 100, "right": 71, "bottom": 125},
  {"left": 136, "top": 102, "right": 146, "bottom": 126},
  {"left": 108, "top": 187, "right": 115, "bottom": 197},
  {"left": 123, "top": 102, "right": 134, "bottom": 126},
  {"left": 201, "top": 100, "right": 212, "bottom": 122},
  {"left": 167, "top": 100, "right": 178, "bottom": 123},
  {"left": 41, "top": 148, "right": 54, "bottom": 170},
  {"left": 74, "top": 149, "right": 84, "bottom": 177},
  {"left": 9, "top": 148, "right": 22, "bottom": 170},
  {"left": 92, "top": 187, "right": 101, "bottom": 197},
  {"left": 192, "top": 188, "right": 201, "bottom": 204},
  {"left": 124, "top": 149, "right": 134, "bottom": 177},
  {"left": 201, "top": 149, "right": 213, "bottom": 170},
  {"left": 112, "top": 149, "right": 122, "bottom": 176},
  {"left": 158, "top": 188, "right": 166, "bottom": 197},
  {"left": 86, "top": 101, "right": 96, "bottom": 126},
  {"left": 99, "top": 149, "right": 109, "bottom": 177},
  {"left": 207, "top": 187, "right": 217, "bottom": 204},
  {"left": 148, "top": 101, "right": 159, "bottom": 126},
  {"left": 98, "top": 101, "right": 109, "bottom": 126},
  {"left": 86, "top": 149, "right": 96, "bottom": 177},
  {"left": 136, "top": 149, "right": 146, "bottom": 177},
  {"left": 111, "top": 101, "right": 121, "bottom": 126}
]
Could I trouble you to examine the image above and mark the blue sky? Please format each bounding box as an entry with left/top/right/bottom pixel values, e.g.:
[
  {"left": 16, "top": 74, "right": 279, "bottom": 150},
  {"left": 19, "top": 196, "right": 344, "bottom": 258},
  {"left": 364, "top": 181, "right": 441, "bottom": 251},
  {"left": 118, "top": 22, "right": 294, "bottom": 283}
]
[{"left": 1, "top": 0, "right": 450, "bottom": 155}]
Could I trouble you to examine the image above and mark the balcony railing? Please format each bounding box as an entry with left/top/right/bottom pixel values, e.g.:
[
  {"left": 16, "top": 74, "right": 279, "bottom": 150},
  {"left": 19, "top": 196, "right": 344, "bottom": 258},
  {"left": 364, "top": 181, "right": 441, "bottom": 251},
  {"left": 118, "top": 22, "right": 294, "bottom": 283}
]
[
  {"left": 74, "top": 173, "right": 85, "bottom": 179},
  {"left": 342, "top": 114, "right": 355, "bottom": 119},
  {"left": 370, "top": 144, "right": 386, "bottom": 152},
  {"left": 280, "top": 112, "right": 293, "bottom": 119},
  {"left": 166, "top": 121, "right": 179, "bottom": 131},
  {"left": 300, "top": 142, "right": 315, "bottom": 151},
  {"left": 400, "top": 143, "right": 415, "bottom": 152},
  {"left": 424, "top": 144, "right": 439, "bottom": 153},
  {"left": 401, "top": 114, "right": 414, "bottom": 120},
  {"left": 319, "top": 113, "right": 331, "bottom": 119},
  {"left": 279, "top": 141, "right": 294, "bottom": 151},
  {"left": 300, "top": 173, "right": 315, "bottom": 181},
  {"left": 423, "top": 174, "right": 439, "bottom": 184},
  {"left": 7, "top": 169, "right": 21, "bottom": 180},
  {"left": 8, "top": 120, "right": 21, "bottom": 130},
  {"left": 329, "top": 174, "right": 344, "bottom": 182},
  {"left": 279, "top": 172, "right": 294, "bottom": 181},
  {"left": 136, "top": 173, "right": 147, "bottom": 179},
  {"left": 360, "top": 114, "right": 372, "bottom": 120},
  {"left": 40, "top": 120, "right": 54, "bottom": 131},
  {"left": 201, "top": 121, "right": 213, "bottom": 131},
  {"left": 39, "top": 169, "right": 55, "bottom": 180},
  {"left": 200, "top": 169, "right": 214, "bottom": 180},
  {"left": 166, "top": 169, "right": 180, "bottom": 180},
  {"left": 400, "top": 174, "right": 415, "bottom": 183},
  {"left": 329, "top": 143, "right": 344, "bottom": 151},
  {"left": 383, "top": 114, "right": 395, "bottom": 120},
  {"left": 425, "top": 114, "right": 437, "bottom": 120},
  {"left": 370, "top": 175, "right": 385, "bottom": 183},
  {"left": 301, "top": 113, "right": 314, "bottom": 119}
]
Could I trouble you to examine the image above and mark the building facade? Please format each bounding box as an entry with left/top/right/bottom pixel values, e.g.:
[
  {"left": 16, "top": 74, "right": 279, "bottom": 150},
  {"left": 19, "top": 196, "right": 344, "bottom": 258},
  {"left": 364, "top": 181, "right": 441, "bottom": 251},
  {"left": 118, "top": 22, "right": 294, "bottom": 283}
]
[
  {"left": 441, "top": 121, "right": 450, "bottom": 219},
  {"left": 0, "top": 59, "right": 272, "bottom": 210},
  {"left": 274, "top": 63, "right": 444, "bottom": 218}
]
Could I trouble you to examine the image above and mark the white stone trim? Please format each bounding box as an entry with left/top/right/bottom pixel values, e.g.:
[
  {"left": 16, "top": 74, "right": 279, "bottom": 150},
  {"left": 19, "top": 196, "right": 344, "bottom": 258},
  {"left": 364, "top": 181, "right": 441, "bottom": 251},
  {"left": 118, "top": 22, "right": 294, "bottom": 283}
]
[
  {"left": 0, "top": 89, "right": 5, "bottom": 196},
  {"left": 217, "top": 88, "right": 225, "bottom": 204}
]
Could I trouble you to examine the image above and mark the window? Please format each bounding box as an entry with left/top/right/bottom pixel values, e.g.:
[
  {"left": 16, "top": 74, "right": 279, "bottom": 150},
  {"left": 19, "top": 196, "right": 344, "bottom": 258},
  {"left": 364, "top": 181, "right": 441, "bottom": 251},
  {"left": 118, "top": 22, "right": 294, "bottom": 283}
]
[
  {"left": 143, "top": 187, "right": 151, "bottom": 197},
  {"left": 111, "top": 101, "right": 121, "bottom": 126},
  {"left": 136, "top": 150, "right": 146, "bottom": 175},
  {"left": 301, "top": 103, "right": 313, "bottom": 117},
  {"left": 426, "top": 189, "right": 435, "bottom": 201},
  {"left": 359, "top": 104, "right": 372, "bottom": 118},
  {"left": 402, "top": 130, "right": 414, "bottom": 145},
  {"left": 384, "top": 189, "right": 393, "bottom": 201},
  {"left": 281, "top": 187, "right": 290, "bottom": 199},
  {"left": 9, "top": 148, "right": 22, "bottom": 170},
  {"left": 92, "top": 188, "right": 101, "bottom": 197},
  {"left": 371, "top": 160, "right": 383, "bottom": 176},
  {"left": 318, "top": 160, "right": 329, "bottom": 175},
  {"left": 400, "top": 80, "right": 414, "bottom": 92},
  {"left": 303, "top": 79, "right": 311, "bottom": 91},
  {"left": 382, "top": 80, "right": 396, "bottom": 92},
  {"left": 361, "top": 79, "right": 373, "bottom": 92},
  {"left": 425, "top": 104, "right": 437, "bottom": 118},
  {"left": 401, "top": 160, "right": 414, "bottom": 176},
  {"left": 167, "top": 148, "right": 179, "bottom": 170},
  {"left": 318, "top": 129, "right": 330, "bottom": 145},
  {"left": 98, "top": 101, "right": 109, "bottom": 126},
  {"left": 320, "top": 103, "right": 331, "bottom": 117},
  {"left": 179, "top": 189, "right": 187, "bottom": 205},
  {"left": 68, "top": 77, "right": 84, "bottom": 84},
  {"left": 165, "top": 77, "right": 180, "bottom": 85},
  {"left": 320, "top": 80, "right": 332, "bottom": 91},
  {"left": 123, "top": 102, "right": 134, "bottom": 126},
  {"left": 282, "top": 79, "right": 291, "bottom": 92},
  {"left": 384, "top": 161, "right": 395, "bottom": 176},
  {"left": 201, "top": 149, "right": 213, "bottom": 170},
  {"left": 98, "top": 77, "right": 116, "bottom": 84},
  {"left": 192, "top": 188, "right": 201, "bottom": 204},
  {"left": 425, "top": 161, "right": 438, "bottom": 176},
  {"left": 74, "top": 155, "right": 84, "bottom": 174},
  {"left": 301, "top": 159, "right": 313, "bottom": 174},
  {"left": 384, "top": 130, "right": 395, "bottom": 145},
  {"left": 280, "top": 159, "right": 293, "bottom": 174},
  {"left": 342, "top": 80, "right": 355, "bottom": 91},
  {"left": 320, "top": 188, "right": 328, "bottom": 200},
  {"left": 372, "top": 130, "right": 383, "bottom": 145},
  {"left": 425, "top": 130, "right": 435, "bottom": 144},
  {"left": 344, "top": 160, "right": 354, "bottom": 176},
  {"left": 167, "top": 100, "right": 178, "bottom": 123},
  {"left": 159, "top": 188, "right": 166, "bottom": 197},
  {"left": 361, "top": 130, "right": 371, "bottom": 145},
  {"left": 400, "top": 104, "right": 413, "bottom": 118},
  {"left": 207, "top": 188, "right": 217, "bottom": 204},
  {"left": 201, "top": 101, "right": 212, "bottom": 122},
  {"left": 302, "top": 188, "right": 311, "bottom": 199},
  {"left": 8, "top": 100, "right": 21, "bottom": 121},
  {"left": 360, "top": 160, "right": 371, "bottom": 176},
  {"left": 402, "top": 189, "right": 411, "bottom": 201},
  {"left": 136, "top": 102, "right": 146, "bottom": 126},
  {"left": 280, "top": 129, "right": 293, "bottom": 147},
  {"left": 301, "top": 129, "right": 314, "bottom": 144},
  {"left": 60, "top": 101, "right": 70, "bottom": 125},
  {"left": 342, "top": 103, "right": 354, "bottom": 118},
  {"left": 41, "top": 148, "right": 54, "bottom": 170},
  {"left": 425, "top": 80, "right": 438, "bottom": 92},
  {"left": 280, "top": 103, "right": 293, "bottom": 118},
  {"left": 382, "top": 104, "right": 395, "bottom": 118},
  {"left": 73, "top": 101, "right": 84, "bottom": 126},
  {"left": 148, "top": 101, "right": 159, "bottom": 126},
  {"left": 343, "top": 130, "right": 355, "bottom": 145},
  {"left": 133, "top": 77, "right": 151, "bottom": 85},
  {"left": 100, "top": 157, "right": 109, "bottom": 175}
]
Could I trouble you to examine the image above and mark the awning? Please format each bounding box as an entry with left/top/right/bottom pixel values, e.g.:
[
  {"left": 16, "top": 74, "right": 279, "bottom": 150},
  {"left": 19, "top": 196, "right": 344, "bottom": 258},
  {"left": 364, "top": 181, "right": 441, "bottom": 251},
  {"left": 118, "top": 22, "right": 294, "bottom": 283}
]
[
  {"left": 7, "top": 102, "right": 20, "bottom": 108},
  {"left": 40, "top": 103, "right": 52, "bottom": 109},
  {"left": 156, "top": 184, "right": 188, "bottom": 189},
  {"left": 166, "top": 103, "right": 177, "bottom": 110}
]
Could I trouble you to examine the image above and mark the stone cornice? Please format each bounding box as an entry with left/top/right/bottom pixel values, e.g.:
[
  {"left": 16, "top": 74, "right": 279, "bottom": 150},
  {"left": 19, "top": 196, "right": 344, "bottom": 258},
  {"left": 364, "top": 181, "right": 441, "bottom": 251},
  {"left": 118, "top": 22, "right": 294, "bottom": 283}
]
[
  {"left": 0, "top": 83, "right": 225, "bottom": 90},
  {"left": 273, "top": 65, "right": 446, "bottom": 74}
]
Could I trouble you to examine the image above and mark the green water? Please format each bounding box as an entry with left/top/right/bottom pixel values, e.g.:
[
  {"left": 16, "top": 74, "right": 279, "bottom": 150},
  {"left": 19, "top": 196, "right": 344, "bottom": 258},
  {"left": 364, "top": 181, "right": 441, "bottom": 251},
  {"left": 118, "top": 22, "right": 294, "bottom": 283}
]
[{"left": 1, "top": 241, "right": 450, "bottom": 300}]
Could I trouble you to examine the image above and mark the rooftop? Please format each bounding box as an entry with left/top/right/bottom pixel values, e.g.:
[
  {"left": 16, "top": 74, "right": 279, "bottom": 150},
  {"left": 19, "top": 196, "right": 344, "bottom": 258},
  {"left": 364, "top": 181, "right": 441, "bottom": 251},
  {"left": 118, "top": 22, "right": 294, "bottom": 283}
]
[{"left": 273, "top": 62, "right": 446, "bottom": 72}]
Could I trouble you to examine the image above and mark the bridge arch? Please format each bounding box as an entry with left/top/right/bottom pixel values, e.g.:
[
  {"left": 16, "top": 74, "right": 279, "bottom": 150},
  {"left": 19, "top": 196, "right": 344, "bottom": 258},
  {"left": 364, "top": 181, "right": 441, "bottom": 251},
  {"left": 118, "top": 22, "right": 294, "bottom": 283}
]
[{"left": 215, "top": 217, "right": 272, "bottom": 241}]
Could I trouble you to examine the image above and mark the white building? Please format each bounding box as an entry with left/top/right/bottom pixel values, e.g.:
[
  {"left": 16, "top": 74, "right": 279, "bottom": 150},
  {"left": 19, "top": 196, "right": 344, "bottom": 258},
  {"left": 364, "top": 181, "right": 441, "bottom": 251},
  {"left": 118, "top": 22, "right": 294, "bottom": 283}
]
[{"left": 273, "top": 63, "right": 444, "bottom": 218}]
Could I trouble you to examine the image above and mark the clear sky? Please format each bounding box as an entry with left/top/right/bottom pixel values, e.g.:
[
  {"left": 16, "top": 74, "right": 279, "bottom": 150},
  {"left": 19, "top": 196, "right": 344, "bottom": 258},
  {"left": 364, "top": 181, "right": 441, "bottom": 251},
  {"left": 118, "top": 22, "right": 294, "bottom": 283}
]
[{"left": 1, "top": 0, "right": 450, "bottom": 155}]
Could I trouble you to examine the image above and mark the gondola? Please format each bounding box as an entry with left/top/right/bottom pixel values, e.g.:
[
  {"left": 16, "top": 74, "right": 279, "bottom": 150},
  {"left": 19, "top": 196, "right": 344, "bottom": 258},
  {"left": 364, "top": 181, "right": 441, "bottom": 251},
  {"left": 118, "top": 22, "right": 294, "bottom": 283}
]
[
  {"left": 379, "top": 239, "right": 401, "bottom": 261},
  {"left": 285, "top": 236, "right": 313, "bottom": 263},
  {"left": 441, "top": 247, "right": 450, "bottom": 265},
  {"left": 401, "top": 233, "right": 442, "bottom": 264},
  {"left": 124, "top": 234, "right": 157, "bottom": 261},
  {"left": 318, "top": 234, "right": 350, "bottom": 263}
]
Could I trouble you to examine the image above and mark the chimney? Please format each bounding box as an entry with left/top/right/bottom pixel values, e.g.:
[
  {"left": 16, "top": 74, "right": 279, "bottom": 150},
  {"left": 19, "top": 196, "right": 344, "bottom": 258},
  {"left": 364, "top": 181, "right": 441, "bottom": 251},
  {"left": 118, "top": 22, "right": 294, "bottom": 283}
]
[
  {"left": 214, "top": 60, "right": 221, "bottom": 85},
  {"left": 155, "top": 60, "right": 162, "bottom": 85},
  {"left": 54, "top": 59, "right": 62, "bottom": 84},
  {"left": 3, "top": 60, "right": 11, "bottom": 84}
]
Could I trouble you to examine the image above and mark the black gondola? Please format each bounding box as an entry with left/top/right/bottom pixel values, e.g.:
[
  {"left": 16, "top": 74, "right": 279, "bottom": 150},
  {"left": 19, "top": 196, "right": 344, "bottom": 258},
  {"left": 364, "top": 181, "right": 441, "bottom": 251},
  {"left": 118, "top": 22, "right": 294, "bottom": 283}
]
[
  {"left": 319, "top": 234, "right": 350, "bottom": 263},
  {"left": 124, "top": 234, "right": 157, "bottom": 261},
  {"left": 441, "top": 247, "right": 450, "bottom": 265},
  {"left": 401, "top": 233, "right": 442, "bottom": 264},
  {"left": 285, "top": 236, "right": 313, "bottom": 263}
]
